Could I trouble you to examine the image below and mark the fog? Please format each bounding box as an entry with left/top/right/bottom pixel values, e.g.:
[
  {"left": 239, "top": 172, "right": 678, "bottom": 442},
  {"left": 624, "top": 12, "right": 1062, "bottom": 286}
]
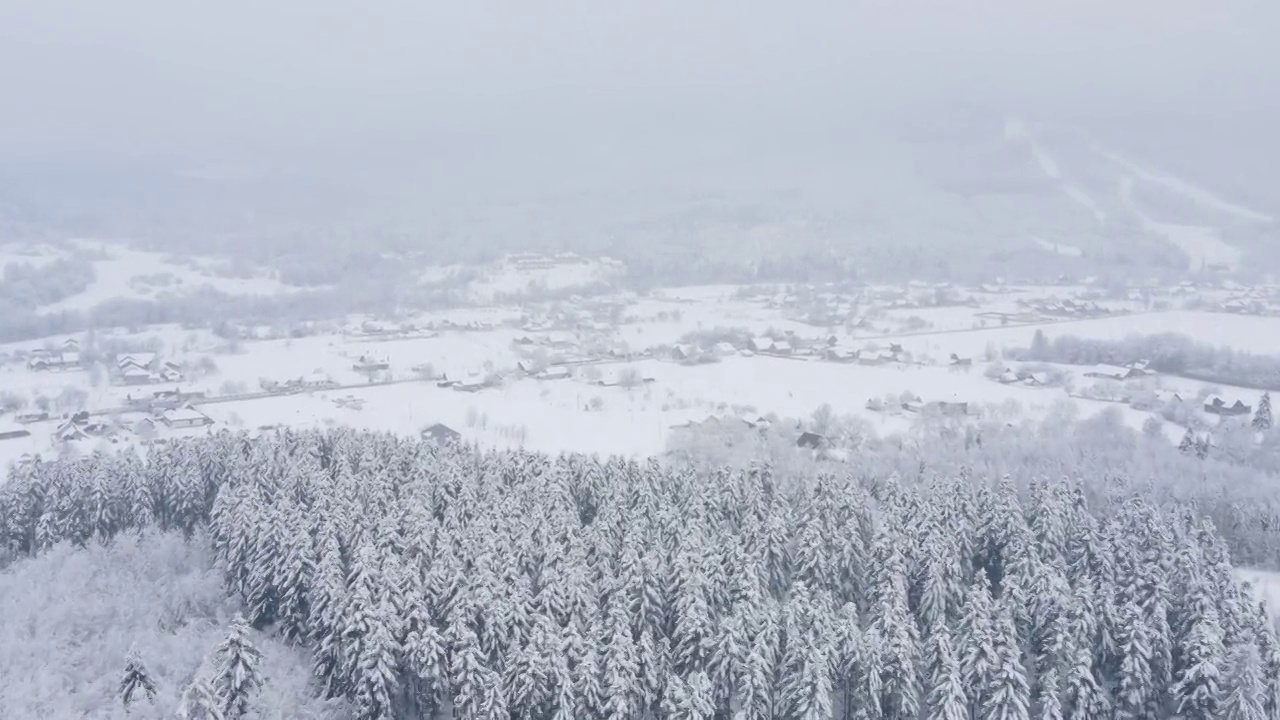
[
  {"left": 1, "top": 0, "right": 1277, "bottom": 251},
  {"left": 2, "top": 1, "right": 1273, "bottom": 155}
]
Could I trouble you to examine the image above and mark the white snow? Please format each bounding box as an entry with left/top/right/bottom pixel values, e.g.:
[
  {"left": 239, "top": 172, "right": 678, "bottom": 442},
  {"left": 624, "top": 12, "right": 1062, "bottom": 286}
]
[
  {"left": 1033, "top": 237, "right": 1084, "bottom": 257},
  {"left": 1119, "top": 177, "right": 1242, "bottom": 272},
  {"left": 1005, "top": 117, "right": 1106, "bottom": 223},
  {"left": 41, "top": 240, "right": 303, "bottom": 313},
  {"left": 1103, "top": 148, "right": 1275, "bottom": 224}
]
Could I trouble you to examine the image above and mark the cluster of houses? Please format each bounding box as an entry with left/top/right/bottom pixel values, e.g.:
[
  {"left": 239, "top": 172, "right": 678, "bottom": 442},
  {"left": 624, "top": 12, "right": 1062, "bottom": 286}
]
[
  {"left": 116, "top": 353, "right": 184, "bottom": 385},
  {"left": 1082, "top": 360, "right": 1155, "bottom": 382},
  {"left": 26, "top": 338, "right": 82, "bottom": 371},
  {"left": 1023, "top": 297, "right": 1109, "bottom": 318},
  {"left": 48, "top": 400, "right": 213, "bottom": 445}
]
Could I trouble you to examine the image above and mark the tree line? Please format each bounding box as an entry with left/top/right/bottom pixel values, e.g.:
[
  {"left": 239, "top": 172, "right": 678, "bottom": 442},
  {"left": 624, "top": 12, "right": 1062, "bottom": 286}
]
[{"left": 1, "top": 429, "right": 1278, "bottom": 719}]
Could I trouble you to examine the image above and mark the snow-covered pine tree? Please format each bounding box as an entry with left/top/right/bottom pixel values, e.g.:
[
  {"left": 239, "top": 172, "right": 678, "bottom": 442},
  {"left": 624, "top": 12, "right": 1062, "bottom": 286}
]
[
  {"left": 1222, "top": 640, "right": 1267, "bottom": 720},
  {"left": 959, "top": 573, "right": 998, "bottom": 717},
  {"left": 119, "top": 650, "right": 157, "bottom": 711},
  {"left": 1112, "top": 600, "right": 1153, "bottom": 720},
  {"left": 1179, "top": 428, "right": 1196, "bottom": 454},
  {"left": 212, "top": 614, "right": 264, "bottom": 719},
  {"left": 1254, "top": 392, "right": 1273, "bottom": 432},
  {"left": 1174, "top": 601, "right": 1226, "bottom": 720},
  {"left": 923, "top": 620, "right": 967, "bottom": 720},
  {"left": 177, "top": 675, "right": 226, "bottom": 720},
  {"left": 982, "top": 599, "right": 1030, "bottom": 720}
]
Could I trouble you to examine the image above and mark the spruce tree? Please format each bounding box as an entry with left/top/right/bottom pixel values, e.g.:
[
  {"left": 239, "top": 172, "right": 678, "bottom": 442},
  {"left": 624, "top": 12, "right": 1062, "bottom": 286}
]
[
  {"left": 212, "top": 614, "right": 264, "bottom": 719},
  {"left": 1223, "top": 641, "right": 1267, "bottom": 720},
  {"left": 924, "top": 621, "right": 967, "bottom": 720},
  {"left": 1255, "top": 393, "right": 1273, "bottom": 432},
  {"left": 1179, "top": 428, "right": 1196, "bottom": 454},
  {"left": 177, "top": 675, "right": 226, "bottom": 720},
  {"left": 119, "top": 650, "right": 158, "bottom": 711},
  {"left": 983, "top": 601, "right": 1030, "bottom": 720}
]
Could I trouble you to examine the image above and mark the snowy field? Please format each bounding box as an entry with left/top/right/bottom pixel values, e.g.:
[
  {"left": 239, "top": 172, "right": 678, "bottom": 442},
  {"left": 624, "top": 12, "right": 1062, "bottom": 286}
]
[
  {"left": 14, "top": 239, "right": 306, "bottom": 313},
  {"left": 4, "top": 263, "right": 1280, "bottom": 468}
]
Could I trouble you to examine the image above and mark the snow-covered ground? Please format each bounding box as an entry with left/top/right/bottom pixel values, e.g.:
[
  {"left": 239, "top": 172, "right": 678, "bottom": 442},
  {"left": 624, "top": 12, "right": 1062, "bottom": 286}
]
[
  {"left": 1006, "top": 117, "right": 1107, "bottom": 225},
  {"left": 1033, "top": 237, "right": 1084, "bottom": 257},
  {"left": 463, "top": 257, "right": 625, "bottom": 302},
  {"left": 1103, "top": 148, "right": 1275, "bottom": 224},
  {"left": 1118, "top": 177, "right": 1243, "bottom": 272},
  {"left": 36, "top": 240, "right": 303, "bottom": 313},
  {"left": 4, "top": 261, "right": 1280, "bottom": 469}
]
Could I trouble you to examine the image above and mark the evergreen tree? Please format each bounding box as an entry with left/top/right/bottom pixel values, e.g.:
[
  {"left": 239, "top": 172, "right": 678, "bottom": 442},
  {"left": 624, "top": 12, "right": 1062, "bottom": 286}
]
[
  {"left": 1223, "top": 641, "right": 1267, "bottom": 720},
  {"left": 212, "top": 614, "right": 264, "bottom": 719},
  {"left": 1179, "top": 428, "right": 1196, "bottom": 454},
  {"left": 1174, "top": 605, "right": 1226, "bottom": 720},
  {"left": 119, "top": 650, "right": 157, "bottom": 711},
  {"left": 1254, "top": 392, "right": 1273, "bottom": 432},
  {"left": 924, "top": 621, "right": 967, "bottom": 720},
  {"left": 983, "top": 601, "right": 1030, "bottom": 720},
  {"left": 177, "top": 676, "right": 226, "bottom": 720}
]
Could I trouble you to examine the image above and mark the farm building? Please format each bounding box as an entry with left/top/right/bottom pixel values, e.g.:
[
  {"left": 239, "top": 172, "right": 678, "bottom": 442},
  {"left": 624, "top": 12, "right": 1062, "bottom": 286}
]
[
  {"left": 421, "top": 423, "right": 461, "bottom": 445},
  {"left": 0, "top": 427, "right": 31, "bottom": 441},
  {"left": 1084, "top": 364, "right": 1141, "bottom": 381},
  {"left": 796, "top": 432, "right": 827, "bottom": 450},
  {"left": 162, "top": 404, "right": 214, "bottom": 429},
  {"left": 1204, "top": 397, "right": 1251, "bottom": 417},
  {"left": 353, "top": 355, "right": 390, "bottom": 372}
]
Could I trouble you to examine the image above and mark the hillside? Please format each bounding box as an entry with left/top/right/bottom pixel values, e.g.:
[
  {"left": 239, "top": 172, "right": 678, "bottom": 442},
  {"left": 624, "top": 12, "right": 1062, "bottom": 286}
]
[{"left": 0, "top": 529, "right": 346, "bottom": 719}]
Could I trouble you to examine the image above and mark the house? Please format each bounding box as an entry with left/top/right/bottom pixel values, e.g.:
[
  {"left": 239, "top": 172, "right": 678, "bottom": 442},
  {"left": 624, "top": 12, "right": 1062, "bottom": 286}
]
[
  {"left": 62, "top": 338, "right": 80, "bottom": 353},
  {"left": 1125, "top": 360, "right": 1153, "bottom": 376},
  {"left": 14, "top": 411, "right": 48, "bottom": 424},
  {"left": 713, "top": 342, "right": 738, "bottom": 356},
  {"left": 118, "top": 353, "right": 157, "bottom": 372},
  {"left": 949, "top": 353, "right": 973, "bottom": 367},
  {"left": 1205, "top": 396, "right": 1252, "bottom": 417},
  {"left": 353, "top": 355, "right": 390, "bottom": 372},
  {"left": 537, "top": 366, "right": 572, "bottom": 381},
  {"left": 83, "top": 421, "right": 116, "bottom": 437},
  {"left": 825, "top": 346, "right": 860, "bottom": 363},
  {"left": 55, "top": 420, "right": 88, "bottom": 442},
  {"left": 454, "top": 378, "right": 488, "bottom": 393},
  {"left": 302, "top": 371, "right": 336, "bottom": 388},
  {"left": 1024, "top": 372, "right": 1051, "bottom": 387},
  {"left": 796, "top": 432, "right": 827, "bottom": 450},
  {"left": 998, "top": 369, "right": 1019, "bottom": 384},
  {"left": 160, "top": 361, "right": 184, "bottom": 382},
  {"left": 0, "top": 427, "right": 31, "bottom": 441},
  {"left": 162, "top": 404, "right": 213, "bottom": 429},
  {"left": 671, "top": 344, "right": 696, "bottom": 361},
  {"left": 421, "top": 423, "right": 461, "bottom": 445},
  {"left": 858, "top": 351, "right": 896, "bottom": 366},
  {"left": 747, "top": 335, "right": 778, "bottom": 353},
  {"left": 120, "top": 366, "right": 158, "bottom": 385},
  {"left": 927, "top": 401, "right": 969, "bottom": 416},
  {"left": 1084, "top": 364, "right": 1137, "bottom": 382}
]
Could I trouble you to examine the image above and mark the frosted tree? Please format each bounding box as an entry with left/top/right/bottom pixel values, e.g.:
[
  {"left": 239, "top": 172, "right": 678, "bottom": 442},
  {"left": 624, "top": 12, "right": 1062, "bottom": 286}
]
[
  {"left": 959, "top": 574, "right": 998, "bottom": 716},
  {"left": 1178, "top": 428, "right": 1196, "bottom": 454},
  {"left": 177, "top": 675, "right": 226, "bottom": 720},
  {"left": 212, "top": 614, "right": 264, "bottom": 719},
  {"left": 1113, "top": 600, "right": 1153, "bottom": 720},
  {"left": 923, "top": 621, "right": 967, "bottom": 720},
  {"left": 1254, "top": 392, "right": 1272, "bottom": 432},
  {"left": 1222, "top": 641, "right": 1267, "bottom": 720},
  {"left": 119, "top": 650, "right": 157, "bottom": 711},
  {"left": 1174, "top": 604, "right": 1226, "bottom": 720},
  {"left": 982, "top": 600, "right": 1030, "bottom": 720}
]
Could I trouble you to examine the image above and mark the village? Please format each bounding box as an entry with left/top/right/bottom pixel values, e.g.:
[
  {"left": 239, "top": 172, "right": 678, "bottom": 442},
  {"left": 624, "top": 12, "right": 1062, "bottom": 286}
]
[{"left": 1, "top": 249, "right": 1279, "bottom": 466}]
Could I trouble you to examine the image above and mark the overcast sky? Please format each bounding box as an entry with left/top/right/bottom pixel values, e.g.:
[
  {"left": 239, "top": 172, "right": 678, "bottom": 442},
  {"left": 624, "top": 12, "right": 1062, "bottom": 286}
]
[{"left": 0, "top": 0, "right": 1275, "bottom": 165}]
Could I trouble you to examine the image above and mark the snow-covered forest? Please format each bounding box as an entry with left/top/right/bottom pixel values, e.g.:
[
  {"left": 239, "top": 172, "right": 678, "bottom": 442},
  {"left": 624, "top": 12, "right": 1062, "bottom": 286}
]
[{"left": 2, "top": 429, "right": 1278, "bottom": 719}]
